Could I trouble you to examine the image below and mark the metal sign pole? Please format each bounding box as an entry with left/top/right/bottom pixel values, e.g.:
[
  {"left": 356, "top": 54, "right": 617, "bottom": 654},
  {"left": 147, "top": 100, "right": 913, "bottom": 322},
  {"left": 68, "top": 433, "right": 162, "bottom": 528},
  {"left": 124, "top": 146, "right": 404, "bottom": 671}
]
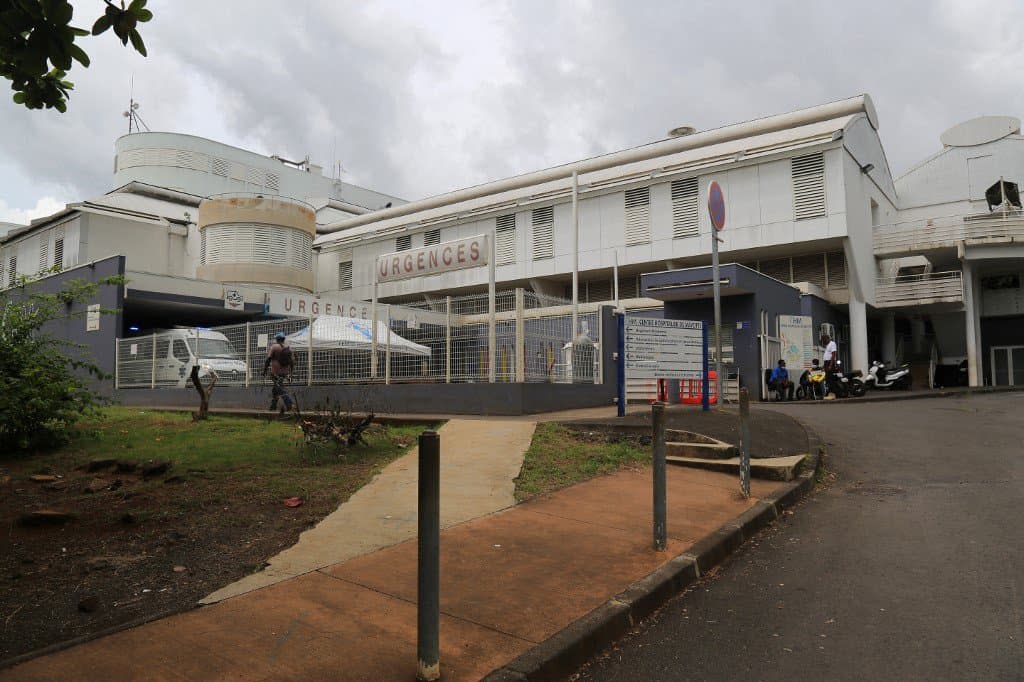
[
  {"left": 712, "top": 232, "right": 723, "bottom": 405},
  {"left": 371, "top": 281, "right": 379, "bottom": 379},
  {"left": 488, "top": 233, "right": 496, "bottom": 383},
  {"left": 616, "top": 313, "right": 626, "bottom": 417}
]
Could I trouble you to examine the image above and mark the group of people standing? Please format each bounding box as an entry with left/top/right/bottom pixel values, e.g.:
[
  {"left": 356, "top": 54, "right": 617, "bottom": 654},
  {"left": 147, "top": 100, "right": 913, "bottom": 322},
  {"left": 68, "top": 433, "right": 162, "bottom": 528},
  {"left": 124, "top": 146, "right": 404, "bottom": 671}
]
[{"left": 768, "top": 333, "right": 840, "bottom": 401}]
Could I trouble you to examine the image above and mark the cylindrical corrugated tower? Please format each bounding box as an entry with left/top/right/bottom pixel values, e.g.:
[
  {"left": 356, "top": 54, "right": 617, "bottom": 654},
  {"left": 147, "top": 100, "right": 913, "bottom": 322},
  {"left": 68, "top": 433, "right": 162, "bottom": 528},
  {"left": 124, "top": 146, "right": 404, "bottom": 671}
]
[{"left": 197, "top": 194, "right": 315, "bottom": 292}]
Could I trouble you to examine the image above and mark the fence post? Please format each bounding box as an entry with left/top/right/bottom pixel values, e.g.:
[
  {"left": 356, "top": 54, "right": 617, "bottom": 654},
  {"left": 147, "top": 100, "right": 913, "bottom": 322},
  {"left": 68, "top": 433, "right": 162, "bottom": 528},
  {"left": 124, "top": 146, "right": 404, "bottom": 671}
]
[
  {"left": 150, "top": 332, "right": 157, "bottom": 389},
  {"left": 417, "top": 430, "right": 441, "bottom": 681},
  {"left": 652, "top": 401, "right": 667, "bottom": 551},
  {"left": 445, "top": 296, "right": 452, "bottom": 384},
  {"left": 244, "top": 323, "right": 251, "bottom": 388},
  {"left": 514, "top": 288, "right": 525, "bottom": 383},
  {"left": 307, "top": 315, "right": 314, "bottom": 387},
  {"left": 488, "top": 234, "right": 496, "bottom": 384},
  {"left": 114, "top": 338, "right": 120, "bottom": 390},
  {"left": 739, "top": 387, "right": 751, "bottom": 497},
  {"left": 385, "top": 305, "right": 392, "bottom": 385}
]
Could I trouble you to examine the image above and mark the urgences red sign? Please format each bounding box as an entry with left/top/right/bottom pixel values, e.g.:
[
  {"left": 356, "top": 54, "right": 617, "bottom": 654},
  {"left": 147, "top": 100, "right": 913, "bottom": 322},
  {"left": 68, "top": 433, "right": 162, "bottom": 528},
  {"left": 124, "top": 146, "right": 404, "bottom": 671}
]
[{"left": 376, "top": 234, "right": 489, "bottom": 283}]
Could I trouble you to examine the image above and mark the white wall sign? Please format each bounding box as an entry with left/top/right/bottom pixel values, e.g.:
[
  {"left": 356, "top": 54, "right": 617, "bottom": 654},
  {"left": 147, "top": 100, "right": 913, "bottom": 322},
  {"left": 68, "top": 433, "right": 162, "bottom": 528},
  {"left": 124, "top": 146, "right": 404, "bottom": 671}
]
[
  {"left": 376, "top": 234, "right": 489, "bottom": 283},
  {"left": 224, "top": 288, "right": 244, "bottom": 310},
  {"left": 266, "top": 292, "right": 371, "bottom": 319},
  {"left": 779, "top": 315, "right": 814, "bottom": 370},
  {"left": 130, "top": 343, "right": 138, "bottom": 355},
  {"left": 86, "top": 304, "right": 100, "bottom": 332},
  {"left": 625, "top": 318, "right": 705, "bottom": 379},
  {"left": 257, "top": 333, "right": 269, "bottom": 349}
]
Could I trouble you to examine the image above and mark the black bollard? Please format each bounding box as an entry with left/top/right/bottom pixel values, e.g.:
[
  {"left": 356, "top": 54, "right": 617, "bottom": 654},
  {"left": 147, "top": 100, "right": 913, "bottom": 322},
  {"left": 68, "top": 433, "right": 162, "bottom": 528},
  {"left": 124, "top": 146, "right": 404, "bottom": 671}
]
[
  {"left": 652, "top": 402, "right": 667, "bottom": 551},
  {"left": 739, "top": 388, "right": 751, "bottom": 497},
  {"left": 417, "top": 431, "right": 440, "bottom": 681}
]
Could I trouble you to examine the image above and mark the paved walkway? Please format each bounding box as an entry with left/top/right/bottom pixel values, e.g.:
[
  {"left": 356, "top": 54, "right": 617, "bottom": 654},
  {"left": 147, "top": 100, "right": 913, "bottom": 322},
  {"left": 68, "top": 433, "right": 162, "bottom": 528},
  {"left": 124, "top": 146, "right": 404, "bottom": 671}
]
[
  {"left": 202, "top": 418, "right": 537, "bottom": 603},
  {"left": 3, "top": 466, "right": 782, "bottom": 681}
]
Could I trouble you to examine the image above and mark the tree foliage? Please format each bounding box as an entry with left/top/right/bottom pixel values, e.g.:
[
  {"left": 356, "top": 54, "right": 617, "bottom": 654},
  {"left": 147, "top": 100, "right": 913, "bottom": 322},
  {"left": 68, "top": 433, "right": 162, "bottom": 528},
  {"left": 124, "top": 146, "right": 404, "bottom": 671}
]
[
  {"left": 0, "top": 272, "right": 122, "bottom": 452},
  {"left": 0, "top": 0, "right": 152, "bottom": 112}
]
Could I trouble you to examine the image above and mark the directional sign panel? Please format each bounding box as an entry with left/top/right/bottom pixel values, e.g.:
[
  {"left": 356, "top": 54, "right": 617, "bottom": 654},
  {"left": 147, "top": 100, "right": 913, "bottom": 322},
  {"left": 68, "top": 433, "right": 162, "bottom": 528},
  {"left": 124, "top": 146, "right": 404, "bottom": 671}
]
[{"left": 625, "top": 318, "right": 705, "bottom": 379}]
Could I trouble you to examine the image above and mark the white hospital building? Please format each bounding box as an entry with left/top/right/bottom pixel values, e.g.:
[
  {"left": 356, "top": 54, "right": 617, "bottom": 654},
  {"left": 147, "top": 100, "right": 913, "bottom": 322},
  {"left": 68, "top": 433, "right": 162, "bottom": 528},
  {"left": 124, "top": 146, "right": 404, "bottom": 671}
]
[{"left": 4, "top": 93, "right": 1024, "bottom": 391}]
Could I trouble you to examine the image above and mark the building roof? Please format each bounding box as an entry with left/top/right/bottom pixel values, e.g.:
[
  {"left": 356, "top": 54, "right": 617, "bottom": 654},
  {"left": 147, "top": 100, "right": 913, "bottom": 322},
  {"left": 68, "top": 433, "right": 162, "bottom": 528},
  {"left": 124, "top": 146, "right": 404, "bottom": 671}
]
[{"left": 314, "top": 94, "right": 879, "bottom": 249}]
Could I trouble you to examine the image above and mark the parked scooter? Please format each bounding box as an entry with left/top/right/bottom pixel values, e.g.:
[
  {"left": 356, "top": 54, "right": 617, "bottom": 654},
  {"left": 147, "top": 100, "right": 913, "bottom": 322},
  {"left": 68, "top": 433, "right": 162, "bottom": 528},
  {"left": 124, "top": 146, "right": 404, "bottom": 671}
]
[
  {"left": 864, "top": 360, "right": 913, "bottom": 390},
  {"left": 840, "top": 366, "right": 867, "bottom": 397},
  {"left": 797, "top": 361, "right": 828, "bottom": 400}
]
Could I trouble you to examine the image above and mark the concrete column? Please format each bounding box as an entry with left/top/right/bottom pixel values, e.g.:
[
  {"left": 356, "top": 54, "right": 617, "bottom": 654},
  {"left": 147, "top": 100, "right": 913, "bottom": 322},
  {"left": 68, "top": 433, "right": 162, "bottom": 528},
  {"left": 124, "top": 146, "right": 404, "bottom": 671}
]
[
  {"left": 911, "top": 316, "right": 926, "bottom": 355},
  {"left": 881, "top": 313, "right": 896, "bottom": 365},
  {"left": 848, "top": 291, "right": 869, "bottom": 373},
  {"left": 963, "top": 260, "right": 981, "bottom": 386}
]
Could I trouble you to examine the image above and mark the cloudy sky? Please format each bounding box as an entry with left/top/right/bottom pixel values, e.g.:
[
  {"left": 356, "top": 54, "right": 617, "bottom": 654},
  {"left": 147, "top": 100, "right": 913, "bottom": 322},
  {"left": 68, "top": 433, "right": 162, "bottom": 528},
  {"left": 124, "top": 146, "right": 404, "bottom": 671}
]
[{"left": 2, "top": 0, "right": 1023, "bottom": 223}]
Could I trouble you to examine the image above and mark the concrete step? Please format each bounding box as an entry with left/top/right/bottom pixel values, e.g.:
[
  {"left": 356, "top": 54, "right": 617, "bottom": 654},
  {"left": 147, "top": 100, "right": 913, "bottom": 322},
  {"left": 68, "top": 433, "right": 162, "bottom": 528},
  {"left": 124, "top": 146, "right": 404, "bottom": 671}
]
[
  {"left": 666, "top": 453, "right": 808, "bottom": 481},
  {"left": 665, "top": 440, "right": 738, "bottom": 460}
]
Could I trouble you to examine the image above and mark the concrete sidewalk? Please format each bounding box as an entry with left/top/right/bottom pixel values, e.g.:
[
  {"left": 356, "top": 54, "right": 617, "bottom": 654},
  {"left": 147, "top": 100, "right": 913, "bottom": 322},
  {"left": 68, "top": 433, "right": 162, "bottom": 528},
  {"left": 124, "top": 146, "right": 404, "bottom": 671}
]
[
  {"left": 2, "top": 466, "right": 782, "bottom": 681},
  {"left": 202, "top": 418, "right": 536, "bottom": 603}
]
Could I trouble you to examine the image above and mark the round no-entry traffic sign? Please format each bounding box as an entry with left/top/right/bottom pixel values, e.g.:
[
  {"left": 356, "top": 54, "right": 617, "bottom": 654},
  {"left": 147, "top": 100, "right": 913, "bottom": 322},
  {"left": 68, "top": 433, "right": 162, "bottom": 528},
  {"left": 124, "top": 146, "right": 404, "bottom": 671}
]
[{"left": 708, "top": 181, "right": 726, "bottom": 231}]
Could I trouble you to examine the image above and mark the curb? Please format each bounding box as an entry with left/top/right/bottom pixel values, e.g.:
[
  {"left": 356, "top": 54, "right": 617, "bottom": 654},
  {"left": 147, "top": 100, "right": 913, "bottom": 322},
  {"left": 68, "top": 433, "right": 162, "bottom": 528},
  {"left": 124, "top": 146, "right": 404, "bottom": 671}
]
[{"left": 483, "top": 429, "right": 824, "bottom": 682}]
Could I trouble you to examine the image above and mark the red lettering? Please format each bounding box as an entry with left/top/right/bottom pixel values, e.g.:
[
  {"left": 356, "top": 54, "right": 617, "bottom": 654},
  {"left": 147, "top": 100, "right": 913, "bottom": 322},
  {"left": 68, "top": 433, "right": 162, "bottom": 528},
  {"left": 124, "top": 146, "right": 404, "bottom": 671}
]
[
  {"left": 324, "top": 303, "right": 332, "bottom": 316},
  {"left": 298, "top": 300, "right": 306, "bottom": 313},
  {"left": 312, "top": 302, "right": 319, "bottom": 316},
  {"left": 379, "top": 259, "right": 389, "bottom": 279},
  {"left": 417, "top": 252, "right": 425, "bottom": 270},
  {"left": 470, "top": 241, "right": 480, "bottom": 262},
  {"left": 359, "top": 306, "right": 367, "bottom": 318},
  {"left": 392, "top": 257, "right": 400, "bottom": 275},
  {"left": 284, "top": 299, "right": 293, "bottom": 312},
  {"left": 457, "top": 243, "right": 466, "bottom": 263},
  {"left": 350, "top": 306, "right": 357, "bottom": 318},
  {"left": 443, "top": 246, "right": 452, "bottom": 265},
  {"left": 404, "top": 255, "right": 413, "bottom": 272},
  {"left": 428, "top": 250, "right": 438, "bottom": 268}
]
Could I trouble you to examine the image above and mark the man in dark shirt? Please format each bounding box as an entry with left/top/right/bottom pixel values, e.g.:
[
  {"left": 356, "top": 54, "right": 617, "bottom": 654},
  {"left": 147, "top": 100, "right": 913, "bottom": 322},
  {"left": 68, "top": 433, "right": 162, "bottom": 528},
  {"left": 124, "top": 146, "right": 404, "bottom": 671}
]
[{"left": 262, "top": 332, "right": 295, "bottom": 413}]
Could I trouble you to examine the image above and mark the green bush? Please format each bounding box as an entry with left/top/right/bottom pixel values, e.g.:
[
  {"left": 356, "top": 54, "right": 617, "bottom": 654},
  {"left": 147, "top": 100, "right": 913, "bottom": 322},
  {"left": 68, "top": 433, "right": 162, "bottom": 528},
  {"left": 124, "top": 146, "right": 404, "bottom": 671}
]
[{"left": 0, "top": 275, "right": 121, "bottom": 452}]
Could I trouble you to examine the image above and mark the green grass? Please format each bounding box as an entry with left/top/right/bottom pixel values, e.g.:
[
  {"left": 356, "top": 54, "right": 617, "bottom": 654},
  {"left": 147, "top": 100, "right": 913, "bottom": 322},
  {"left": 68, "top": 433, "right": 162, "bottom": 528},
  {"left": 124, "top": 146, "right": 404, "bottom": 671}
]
[
  {"left": 18, "top": 407, "right": 431, "bottom": 513},
  {"left": 514, "top": 423, "right": 650, "bottom": 501}
]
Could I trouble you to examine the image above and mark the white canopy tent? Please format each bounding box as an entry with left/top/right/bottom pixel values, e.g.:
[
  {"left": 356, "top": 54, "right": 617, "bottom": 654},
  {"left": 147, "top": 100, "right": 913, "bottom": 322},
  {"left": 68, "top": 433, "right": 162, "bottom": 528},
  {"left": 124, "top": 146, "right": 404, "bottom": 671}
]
[{"left": 285, "top": 316, "right": 430, "bottom": 357}]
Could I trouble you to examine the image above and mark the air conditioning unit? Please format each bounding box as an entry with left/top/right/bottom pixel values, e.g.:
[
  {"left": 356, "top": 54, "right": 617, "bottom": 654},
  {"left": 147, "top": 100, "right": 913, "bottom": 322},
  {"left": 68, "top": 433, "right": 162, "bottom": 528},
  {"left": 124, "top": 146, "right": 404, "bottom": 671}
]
[{"left": 820, "top": 322, "right": 836, "bottom": 340}]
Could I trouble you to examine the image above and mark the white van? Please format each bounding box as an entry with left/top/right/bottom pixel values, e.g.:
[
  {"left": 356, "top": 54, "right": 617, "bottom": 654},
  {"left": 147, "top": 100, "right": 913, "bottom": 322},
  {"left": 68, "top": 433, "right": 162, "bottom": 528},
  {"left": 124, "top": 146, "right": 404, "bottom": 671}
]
[{"left": 147, "top": 328, "right": 247, "bottom": 387}]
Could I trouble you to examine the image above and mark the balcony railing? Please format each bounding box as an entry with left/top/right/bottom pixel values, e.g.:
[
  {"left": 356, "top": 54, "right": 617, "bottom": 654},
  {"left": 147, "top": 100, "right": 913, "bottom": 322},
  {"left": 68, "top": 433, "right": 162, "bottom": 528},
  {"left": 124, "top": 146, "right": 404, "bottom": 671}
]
[
  {"left": 875, "top": 270, "right": 963, "bottom": 308},
  {"left": 873, "top": 211, "right": 1024, "bottom": 256}
]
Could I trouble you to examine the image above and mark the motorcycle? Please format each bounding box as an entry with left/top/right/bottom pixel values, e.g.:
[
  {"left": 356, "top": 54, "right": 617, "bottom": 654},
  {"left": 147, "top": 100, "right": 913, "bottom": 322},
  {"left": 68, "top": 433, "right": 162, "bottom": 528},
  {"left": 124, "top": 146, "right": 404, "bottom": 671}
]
[
  {"left": 864, "top": 360, "right": 913, "bottom": 390},
  {"left": 796, "top": 366, "right": 828, "bottom": 400},
  {"left": 841, "top": 367, "right": 867, "bottom": 398}
]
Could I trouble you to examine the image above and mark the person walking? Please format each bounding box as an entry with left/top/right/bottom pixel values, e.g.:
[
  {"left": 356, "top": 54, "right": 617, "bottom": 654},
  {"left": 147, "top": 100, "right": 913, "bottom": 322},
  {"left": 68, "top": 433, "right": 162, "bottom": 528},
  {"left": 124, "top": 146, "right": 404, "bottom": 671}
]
[
  {"left": 769, "top": 358, "right": 795, "bottom": 400},
  {"left": 262, "top": 332, "right": 296, "bottom": 414},
  {"left": 821, "top": 333, "right": 839, "bottom": 399}
]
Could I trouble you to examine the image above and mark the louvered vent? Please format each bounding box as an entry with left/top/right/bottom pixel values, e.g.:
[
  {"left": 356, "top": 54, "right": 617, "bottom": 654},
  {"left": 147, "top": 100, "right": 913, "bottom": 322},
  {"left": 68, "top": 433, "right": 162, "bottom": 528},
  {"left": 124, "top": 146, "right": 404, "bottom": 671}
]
[
  {"left": 202, "top": 225, "right": 312, "bottom": 270},
  {"left": 424, "top": 229, "right": 441, "bottom": 246},
  {"left": 265, "top": 173, "right": 280, "bottom": 192},
  {"left": 39, "top": 239, "right": 48, "bottom": 272},
  {"left": 495, "top": 214, "right": 516, "bottom": 265},
  {"left": 759, "top": 258, "right": 792, "bottom": 283},
  {"left": 53, "top": 234, "right": 64, "bottom": 269},
  {"left": 791, "top": 253, "right": 827, "bottom": 288},
  {"left": 396, "top": 235, "right": 411, "bottom": 251},
  {"left": 200, "top": 231, "right": 207, "bottom": 264},
  {"left": 586, "top": 279, "right": 612, "bottom": 303},
  {"left": 670, "top": 177, "right": 699, "bottom": 238},
  {"left": 532, "top": 206, "right": 554, "bottom": 260},
  {"left": 338, "top": 261, "right": 353, "bottom": 290},
  {"left": 792, "top": 153, "right": 826, "bottom": 220},
  {"left": 618, "top": 274, "right": 639, "bottom": 299},
  {"left": 7, "top": 257, "right": 16, "bottom": 287},
  {"left": 624, "top": 187, "right": 651, "bottom": 245},
  {"left": 825, "top": 251, "right": 847, "bottom": 288},
  {"left": 211, "top": 157, "right": 229, "bottom": 177}
]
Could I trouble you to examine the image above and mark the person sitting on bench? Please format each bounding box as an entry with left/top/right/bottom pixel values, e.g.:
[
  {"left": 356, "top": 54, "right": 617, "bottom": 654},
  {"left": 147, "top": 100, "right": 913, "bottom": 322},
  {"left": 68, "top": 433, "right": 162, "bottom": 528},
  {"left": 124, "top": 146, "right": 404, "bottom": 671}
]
[{"left": 769, "top": 359, "right": 795, "bottom": 400}]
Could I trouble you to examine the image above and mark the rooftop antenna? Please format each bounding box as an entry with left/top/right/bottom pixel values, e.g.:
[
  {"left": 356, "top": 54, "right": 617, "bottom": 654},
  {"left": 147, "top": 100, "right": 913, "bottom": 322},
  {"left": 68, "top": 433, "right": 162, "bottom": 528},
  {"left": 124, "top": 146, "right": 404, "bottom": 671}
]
[{"left": 122, "top": 78, "right": 150, "bottom": 134}]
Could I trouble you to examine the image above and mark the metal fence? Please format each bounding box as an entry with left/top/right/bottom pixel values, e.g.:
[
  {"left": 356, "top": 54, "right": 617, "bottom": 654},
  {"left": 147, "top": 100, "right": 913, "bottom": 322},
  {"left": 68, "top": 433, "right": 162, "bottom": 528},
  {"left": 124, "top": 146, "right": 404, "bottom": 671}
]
[{"left": 114, "top": 289, "right": 603, "bottom": 389}]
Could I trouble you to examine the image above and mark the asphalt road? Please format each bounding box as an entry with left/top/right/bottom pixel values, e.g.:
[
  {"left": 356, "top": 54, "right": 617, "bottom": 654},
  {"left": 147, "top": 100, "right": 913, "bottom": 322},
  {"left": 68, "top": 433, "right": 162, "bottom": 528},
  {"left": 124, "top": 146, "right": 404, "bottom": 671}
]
[{"left": 574, "top": 393, "right": 1024, "bottom": 681}]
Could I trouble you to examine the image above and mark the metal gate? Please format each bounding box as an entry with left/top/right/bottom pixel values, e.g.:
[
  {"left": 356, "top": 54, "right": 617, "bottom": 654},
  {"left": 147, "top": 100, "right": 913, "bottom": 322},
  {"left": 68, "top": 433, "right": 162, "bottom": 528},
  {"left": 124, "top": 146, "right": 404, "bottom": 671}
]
[{"left": 759, "top": 335, "right": 782, "bottom": 400}]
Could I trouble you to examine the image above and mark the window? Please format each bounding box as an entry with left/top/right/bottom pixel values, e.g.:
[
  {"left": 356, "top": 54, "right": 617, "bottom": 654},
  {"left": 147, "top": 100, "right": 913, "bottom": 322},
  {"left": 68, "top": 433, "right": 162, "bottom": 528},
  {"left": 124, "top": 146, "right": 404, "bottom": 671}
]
[
  {"left": 7, "top": 257, "right": 16, "bottom": 287},
  {"left": 172, "top": 339, "right": 191, "bottom": 363},
  {"left": 396, "top": 234, "right": 412, "bottom": 251},
  {"left": 624, "top": 187, "right": 651, "bottom": 245},
  {"left": 495, "top": 214, "right": 516, "bottom": 265},
  {"left": 424, "top": 229, "right": 441, "bottom": 246},
  {"left": 792, "top": 152, "right": 826, "bottom": 220},
  {"left": 671, "top": 177, "right": 699, "bottom": 238},
  {"left": 53, "top": 231, "right": 64, "bottom": 269},
  {"left": 212, "top": 157, "right": 229, "bottom": 177},
  {"left": 532, "top": 206, "right": 554, "bottom": 260},
  {"left": 155, "top": 339, "right": 170, "bottom": 360},
  {"left": 338, "top": 260, "right": 353, "bottom": 290},
  {"left": 825, "top": 251, "right": 847, "bottom": 288}
]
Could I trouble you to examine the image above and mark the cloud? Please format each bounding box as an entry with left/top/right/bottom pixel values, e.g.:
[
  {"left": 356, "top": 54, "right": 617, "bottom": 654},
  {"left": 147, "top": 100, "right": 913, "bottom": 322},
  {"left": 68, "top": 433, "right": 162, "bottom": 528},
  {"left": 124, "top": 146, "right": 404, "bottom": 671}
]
[
  {"left": 1, "top": 0, "right": 1023, "bottom": 211},
  {"left": 0, "top": 196, "right": 66, "bottom": 226}
]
